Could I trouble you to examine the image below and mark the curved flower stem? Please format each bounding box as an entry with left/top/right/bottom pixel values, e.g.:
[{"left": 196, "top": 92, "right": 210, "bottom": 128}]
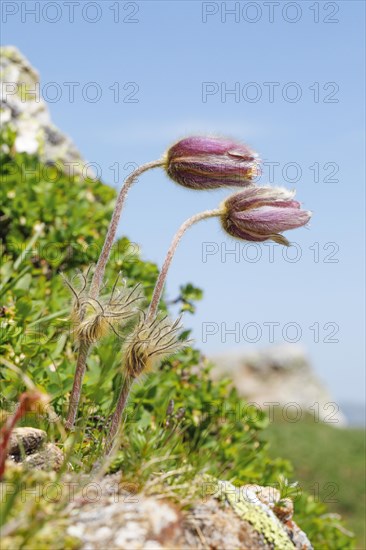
[
  {"left": 147, "top": 208, "right": 222, "bottom": 322},
  {"left": 106, "top": 376, "right": 134, "bottom": 455},
  {"left": 65, "top": 159, "right": 164, "bottom": 431},
  {"left": 89, "top": 159, "right": 165, "bottom": 299},
  {"left": 103, "top": 208, "right": 222, "bottom": 451}
]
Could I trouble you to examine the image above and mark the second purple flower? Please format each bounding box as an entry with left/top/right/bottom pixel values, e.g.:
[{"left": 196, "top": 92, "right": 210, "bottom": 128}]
[{"left": 221, "top": 186, "right": 312, "bottom": 246}]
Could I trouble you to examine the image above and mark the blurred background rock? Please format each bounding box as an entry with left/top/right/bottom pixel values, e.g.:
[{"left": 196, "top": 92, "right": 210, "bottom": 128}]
[{"left": 211, "top": 344, "right": 347, "bottom": 425}]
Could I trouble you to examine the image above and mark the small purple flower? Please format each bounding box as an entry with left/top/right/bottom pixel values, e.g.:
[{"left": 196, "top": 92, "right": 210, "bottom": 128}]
[
  {"left": 221, "top": 186, "right": 312, "bottom": 246},
  {"left": 165, "top": 136, "right": 259, "bottom": 189}
]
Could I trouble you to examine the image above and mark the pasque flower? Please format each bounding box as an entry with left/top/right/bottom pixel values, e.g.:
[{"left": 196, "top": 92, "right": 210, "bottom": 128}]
[
  {"left": 65, "top": 135, "right": 258, "bottom": 430},
  {"left": 221, "top": 186, "right": 311, "bottom": 246},
  {"left": 123, "top": 313, "right": 186, "bottom": 379},
  {"left": 63, "top": 270, "right": 142, "bottom": 430},
  {"left": 64, "top": 271, "right": 143, "bottom": 345},
  {"left": 165, "top": 136, "right": 259, "bottom": 189},
  {"left": 61, "top": 129, "right": 312, "bottom": 451}
]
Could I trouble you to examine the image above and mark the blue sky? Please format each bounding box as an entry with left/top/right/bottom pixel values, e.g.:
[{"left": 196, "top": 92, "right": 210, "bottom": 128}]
[{"left": 2, "top": 1, "right": 365, "bottom": 404}]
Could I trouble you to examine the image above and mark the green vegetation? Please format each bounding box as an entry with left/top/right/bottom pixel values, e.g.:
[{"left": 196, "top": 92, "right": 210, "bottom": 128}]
[
  {"left": 0, "top": 129, "right": 356, "bottom": 548},
  {"left": 265, "top": 417, "right": 365, "bottom": 549}
]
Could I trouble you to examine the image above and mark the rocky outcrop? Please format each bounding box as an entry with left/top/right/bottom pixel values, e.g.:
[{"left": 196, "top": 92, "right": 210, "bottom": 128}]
[
  {"left": 67, "top": 491, "right": 185, "bottom": 549},
  {"left": 1, "top": 428, "right": 314, "bottom": 549},
  {"left": 0, "top": 46, "right": 86, "bottom": 174},
  {"left": 63, "top": 475, "right": 312, "bottom": 549},
  {"left": 211, "top": 344, "right": 346, "bottom": 425}
]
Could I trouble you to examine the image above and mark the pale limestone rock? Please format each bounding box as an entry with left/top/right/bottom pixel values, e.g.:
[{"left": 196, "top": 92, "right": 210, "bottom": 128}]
[{"left": 1, "top": 45, "right": 87, "bottom": 175}]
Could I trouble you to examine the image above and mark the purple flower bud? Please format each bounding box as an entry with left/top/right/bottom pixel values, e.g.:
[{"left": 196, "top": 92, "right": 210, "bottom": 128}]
[
  {"left": 165, "top": 136, "right": 259, "bottom": 189},
  {"left": 221, "top": 186, "right": 312, "bottom": 246}
]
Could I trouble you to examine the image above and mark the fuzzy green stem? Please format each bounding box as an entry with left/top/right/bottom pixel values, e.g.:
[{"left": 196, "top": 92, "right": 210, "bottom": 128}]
[
  {"left": 105, "top": 376, "right": 134, "bottom": 455},
  {"left": 147, "top": 208, "right": 222, "bottom": 322},
  {"left": 65, "top": 159, "right": 164, "bottom": 430}
]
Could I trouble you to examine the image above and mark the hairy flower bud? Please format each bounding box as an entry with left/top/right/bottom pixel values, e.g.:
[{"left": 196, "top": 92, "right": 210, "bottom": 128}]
[
  {"left": 165, "top": 136, "right": 259, "bottom": 189},
  {"left": 124, "top": 314, "right": 187, "bottom": 379},
  {"left": 221, "top": 186, "right": 311, "bottom": 246},
  {"left": 63, "top": 271, "right": 143, "bottom": 345}
]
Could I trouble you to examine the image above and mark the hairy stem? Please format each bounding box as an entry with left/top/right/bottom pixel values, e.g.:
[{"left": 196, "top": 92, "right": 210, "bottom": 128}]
[
  {"left": 65, "top": 339, "right": 89, "bottom": 430},
  {"left": 106, "top": 376, "right": 134, "bottom": 454},
  {"left": 89, "top": 159, "right": 165, "bottom": 299},
  {"left": 147, "top": 208, "right": 222, "bottom": 321},
  {"left": 65, "top": 159, "right": 164, "bottom": 430}
]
